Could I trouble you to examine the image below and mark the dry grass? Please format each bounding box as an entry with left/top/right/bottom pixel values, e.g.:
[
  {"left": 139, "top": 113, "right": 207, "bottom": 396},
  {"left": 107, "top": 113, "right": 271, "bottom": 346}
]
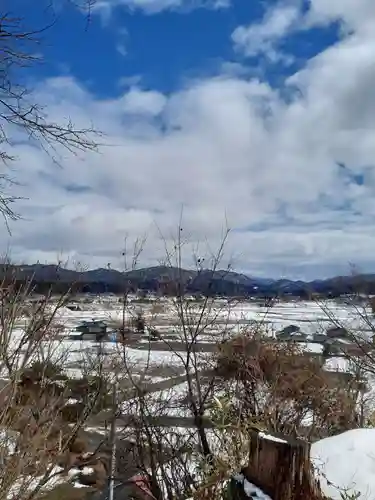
[{"left": 214, "top": 333, "right": 360, "bottom": 439}]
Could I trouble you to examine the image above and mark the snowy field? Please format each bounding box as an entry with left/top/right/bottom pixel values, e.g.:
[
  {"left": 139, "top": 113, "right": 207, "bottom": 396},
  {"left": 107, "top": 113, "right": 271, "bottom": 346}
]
[
  {"left": 44, "top": 296, "right": 375, "bottom": 337},
  {"left": 9, "top": 296, "right": 375, "bottom": 422},
  {"left": 9, "top": 296, "right": 375, "bottom": 379},
  {"left": 10, "top": 296, "right": 374, "bottom": 428}
]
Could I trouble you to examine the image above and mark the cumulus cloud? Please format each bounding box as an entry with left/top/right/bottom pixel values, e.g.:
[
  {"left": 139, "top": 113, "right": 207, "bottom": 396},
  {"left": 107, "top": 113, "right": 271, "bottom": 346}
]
[
  {"left": 232, "top": 0, "right": 375, "bottom": 62},
  {"left": 4, "top": 0, "right": 375, "bottom": 278},
  {"left": 120, "top": 87, "right": 167, "bottom": 115},
  {"left": 232, "top": 1, "right": 301, "bottom": 61},
  {"left": 306, "top": 0, "right": 374, "bottom": 33}
]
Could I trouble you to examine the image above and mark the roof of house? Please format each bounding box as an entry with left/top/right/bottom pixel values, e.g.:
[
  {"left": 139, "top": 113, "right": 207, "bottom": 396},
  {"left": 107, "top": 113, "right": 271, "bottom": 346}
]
[
  {"left": 277, "top": 325, "right": 307, "bottom": 338},
  {"left": 79, "top": 320, "right": 107, "bottom": 327},
  {"left": 326, "top": 326, "right": 349, "bottom": 337}
]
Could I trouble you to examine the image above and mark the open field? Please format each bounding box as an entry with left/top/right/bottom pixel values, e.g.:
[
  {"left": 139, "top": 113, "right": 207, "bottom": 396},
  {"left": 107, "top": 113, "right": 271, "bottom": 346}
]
[{"left": 10, "top": 295, "right": 374, "bottom": 378}]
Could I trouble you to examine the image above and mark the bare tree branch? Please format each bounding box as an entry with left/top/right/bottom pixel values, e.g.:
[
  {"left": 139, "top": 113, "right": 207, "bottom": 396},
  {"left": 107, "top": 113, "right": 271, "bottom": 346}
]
[{"left": 0, "top": 6, "right": 101, "bottom": 223}]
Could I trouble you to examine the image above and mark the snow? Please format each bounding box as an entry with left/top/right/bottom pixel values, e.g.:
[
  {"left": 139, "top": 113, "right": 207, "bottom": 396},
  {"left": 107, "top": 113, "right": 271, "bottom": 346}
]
[
  {"left": 7, "top": 466, "right": 64, "bottom": 499},
  {"left": 299, "top": 342, "right": 324, "bottom": 354},
  {"left": 34, "top": 297, "right": 375, "bottom": 342},
  {"left": 68, "top": 468, "right": 81, "bottom": 478},
  {"left": 155, "top": 427, "right": 375, "bottom": 500},
  {"left": 323, "top": 357, "right": 351, "bottom": 372},
  {"left": 6, "top": 297, "right": 375, "bottom": 499},
  {"left": 233, "top": 473, "right": 272, "bottom": 499},
  {"left": 122, "top": 380, "right": 194, "bottom": 417},
  {"left": 28, "top": 297, "right": 368, "bottom": 378},
  {"left": 66, "top": 398, "right": 79, "bottom": 405},
  {"left": 311, "top": 428, "right": 375, "bottom": 500},
  {"left": 81, "top": 467, "right": 94, "bottom": 475},
  {"left": 258, "top": 432, "right": 286, "bottom": 444},
  {"left": 73, "top": 482, "right": 91, "bottom": 488},
  {"left": 84, "top": 427, "right": 107, "bottom": 435},
  {"left": 0, "top": 429, "right": 18, "bottom": 455}
]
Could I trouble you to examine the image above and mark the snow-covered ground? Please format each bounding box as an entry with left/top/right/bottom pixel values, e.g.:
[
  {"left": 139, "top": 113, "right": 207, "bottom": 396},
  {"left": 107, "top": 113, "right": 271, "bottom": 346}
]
[
  {"left": 7, "top": 296, "right": 374, "bottom": 380},
  {"left": 77, "top": 295, "right": 372, "bottom": 340},
  {"left": 154, "top": 427, "right": 375, "bottom": 500},
  {"left": 38, "top": 297, "right": 375, "bottom": 339},
  {"left": 312, "top": 428, "right": 375, "bottom": 500}
]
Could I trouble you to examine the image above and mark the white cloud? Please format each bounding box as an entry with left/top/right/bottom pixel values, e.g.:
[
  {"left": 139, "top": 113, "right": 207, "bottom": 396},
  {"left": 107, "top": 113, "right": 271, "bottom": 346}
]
[
  {"left": 116, "top": 27, "right": 129, "bottom": 57},
  {"left": 232, "top": 0, "right": 375, "bottom": 62},
  {"left": 118, "top": 75, "right": 143, "bottom": 88},
  {"left": 305, "top": 0, "right": 374, "bottom": 33},
  {"left": 116, "top": 43, "right": 127, "bottom": 56},
  {"left": 232, "top": 1, "right": 301, "bottom": 61},
  {"left": 4, "top": 0, "right": 375, "bottom": 278},
  {"left": 91, "top": 0, "right": 230, "bottom": 16},
  {"left": 120, "top": 88, "right": 167, "bottom": 115}
]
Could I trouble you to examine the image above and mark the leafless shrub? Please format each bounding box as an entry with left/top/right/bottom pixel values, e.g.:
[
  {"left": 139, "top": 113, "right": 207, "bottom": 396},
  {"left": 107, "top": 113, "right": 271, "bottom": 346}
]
[
  {"left": 213, "top": 332, "right": 360, "bottom": 440},
  {"left": 312, "top": 280, "right": 375, "bottom": 425},
  {"left": 0, "top": 270, "right": 110, "bottom": 499}
]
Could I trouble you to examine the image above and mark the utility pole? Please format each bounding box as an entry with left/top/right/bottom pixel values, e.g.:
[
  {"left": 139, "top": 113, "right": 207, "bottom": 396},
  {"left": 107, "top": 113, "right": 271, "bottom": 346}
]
[
  {"left": 108, "top": 374, "right": 118, "bottom": 500},
  {"left": 98, "top": 335, "right": 118, "bottom": 500}
]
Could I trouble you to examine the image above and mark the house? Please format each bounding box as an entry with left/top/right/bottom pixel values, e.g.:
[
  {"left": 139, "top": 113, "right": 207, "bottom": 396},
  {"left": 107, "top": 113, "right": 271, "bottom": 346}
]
[
  {"left": 66, "top": 303, "right": 82, "bottom": 311},
  {"left": 312, "top": 332, "right": 327, "bottom": 343},
  {"left": 326, "top": 326, "right": 350, "bottom": 340},
  {"left": 323, "top": 337, "right": 372, "bottom": 357},
  {"left": 75, "top": 320, "right": 108, "bottom": 341},
  {"left": 276, "top": 325, "right": 307, "bottom": 342},
  {"left": 322, "top": 338, "right": 348, "bottom": 356}
]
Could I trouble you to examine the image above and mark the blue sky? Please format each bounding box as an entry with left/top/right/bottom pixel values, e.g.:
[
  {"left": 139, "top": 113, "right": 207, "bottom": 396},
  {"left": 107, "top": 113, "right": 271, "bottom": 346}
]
[
  {"left": 3, "top": 0, "right": 375, "bottom": 278},
  {"left": 18, "top": 0, "right": 339, "bottom": 94}
]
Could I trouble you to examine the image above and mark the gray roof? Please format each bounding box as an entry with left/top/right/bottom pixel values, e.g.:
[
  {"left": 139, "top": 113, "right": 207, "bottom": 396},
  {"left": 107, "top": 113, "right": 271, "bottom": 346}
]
[
  {"left": 80, "top": 320, "right": 107, "bottom": 326},
  {"left": 278, "top": 324, "right": 301, "bottom": 335}
]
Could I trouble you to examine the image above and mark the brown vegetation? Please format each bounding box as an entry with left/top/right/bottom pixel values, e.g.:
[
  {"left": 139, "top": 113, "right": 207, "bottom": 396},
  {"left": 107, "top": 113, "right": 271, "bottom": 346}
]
[{"left": 215, "top": 333, "right": 360, "bottom": 439}]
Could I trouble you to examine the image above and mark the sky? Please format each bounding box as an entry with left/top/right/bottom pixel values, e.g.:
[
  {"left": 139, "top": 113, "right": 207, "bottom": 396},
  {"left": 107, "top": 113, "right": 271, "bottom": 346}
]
[{"left": 2, "top": 0, "right": 375, "bottom": 279}]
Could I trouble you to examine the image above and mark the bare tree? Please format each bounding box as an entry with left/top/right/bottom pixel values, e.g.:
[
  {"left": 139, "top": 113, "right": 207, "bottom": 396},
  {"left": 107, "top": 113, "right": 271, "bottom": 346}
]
[
  {"left": 0, "top": 3, "right": 100, "bottom": 222},
  {"left": 108, "top": 227, "right": 250, "bottom": 500}
]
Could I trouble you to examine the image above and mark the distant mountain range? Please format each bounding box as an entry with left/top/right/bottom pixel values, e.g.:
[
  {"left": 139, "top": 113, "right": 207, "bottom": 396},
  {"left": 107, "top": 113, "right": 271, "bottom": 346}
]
[{"left": 1, "top": 264, "right": 375, "bottom": 297}]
